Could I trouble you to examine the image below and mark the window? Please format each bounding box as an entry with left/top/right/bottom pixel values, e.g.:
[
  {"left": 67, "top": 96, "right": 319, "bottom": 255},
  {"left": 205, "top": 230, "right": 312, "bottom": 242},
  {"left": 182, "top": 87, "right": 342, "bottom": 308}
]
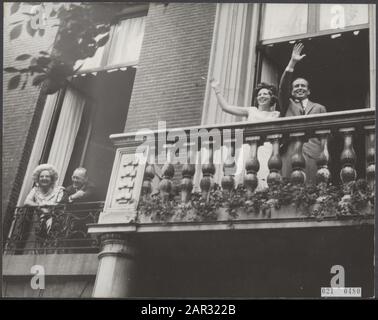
[
  {"left": 18, "top": 7, "right": 147, "bottom": 204},
  {"left": 256, "top": 3, "right": 374, "bottom": 184},
  {"left": 261, "top": 4, "right": 308, "bottom": 40},
  {"left": 260, "top": 3, "right": 369, "bottom": 44},
  {"left": 75, "top": 14, "right": 146, "bottom": 71},
  {"left": 319, "top": 4, "right": 368, "bottom": 31},
  {"left": 257, "top": 4, "right": 372, "bottom": 112}
]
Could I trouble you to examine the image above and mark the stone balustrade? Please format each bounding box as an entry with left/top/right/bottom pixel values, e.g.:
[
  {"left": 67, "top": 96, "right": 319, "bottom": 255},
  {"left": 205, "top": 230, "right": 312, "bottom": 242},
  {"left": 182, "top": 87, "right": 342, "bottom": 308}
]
[{"left": 95, "top": 109, "right": 375, "bottom": 225}]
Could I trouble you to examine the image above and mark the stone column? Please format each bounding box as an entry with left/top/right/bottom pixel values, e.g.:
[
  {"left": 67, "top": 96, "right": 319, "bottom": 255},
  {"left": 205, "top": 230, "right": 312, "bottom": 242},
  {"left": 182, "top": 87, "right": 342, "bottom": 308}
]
[{"left": 92, "top": 233, "right": 137, "bottom": 298}]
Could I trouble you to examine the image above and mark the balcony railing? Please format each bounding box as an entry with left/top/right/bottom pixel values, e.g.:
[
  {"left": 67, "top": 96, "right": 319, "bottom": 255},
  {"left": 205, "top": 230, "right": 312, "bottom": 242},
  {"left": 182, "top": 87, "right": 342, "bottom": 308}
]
[
  {"left": 4, "top": 202, "right": 104, "bottom": 254},
  {"left": 94, "top": 109, "right": 375, "bottom": 229}
]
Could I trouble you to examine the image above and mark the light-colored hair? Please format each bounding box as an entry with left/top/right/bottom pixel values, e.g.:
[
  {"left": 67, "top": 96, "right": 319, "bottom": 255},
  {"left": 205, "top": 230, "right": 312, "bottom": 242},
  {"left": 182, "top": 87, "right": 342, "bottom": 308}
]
[
  {"left": 73, "top": 167, "right": 88, "bottom": 179},
  {"left": 32, "top": 163, "right": 59, "bottom": 186}
]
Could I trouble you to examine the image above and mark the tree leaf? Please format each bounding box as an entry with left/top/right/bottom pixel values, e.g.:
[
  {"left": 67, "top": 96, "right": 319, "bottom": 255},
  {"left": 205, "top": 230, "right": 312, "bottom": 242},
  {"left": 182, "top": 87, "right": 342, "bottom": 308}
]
[
  {"left": 4, "top": 67, "right": 19, "bottom": 73},
  {"left": 8, "top": 74, "right": 21, "bottom": 90},
  {"left": 21, "top": 80, "right": 28, "bottom": 90},
  {"left": 26, "top": 20, "right": 37, "bottom": 37},
  {"left": 29, "top": 65, "right": 46, "bottom": 75},
  {"left": 15, "top": 54, "right": 32, "bottom": 61},
  {"left": 22, "top": 12, "right": 36, "bottom": 17},
  {"left": 10, "top": 3, "right": 21, "bottom": 15},
  {"left": 49, "top": 9, "right": 57, "bottom": 17},
  {"left": 21, "top": 75, "right": 29, "bottom": 89},
  {"left": 10, "top": 24, "right": 22, "bottom": 40},
  {"left": 36, "top": 56, "right": 51, "bottom": 67},
  {"left": 32, "top": 74, "right": 47, "bottom": 86},
  {"left": 96, "top": 33, "right": 109, "bottom": 47},
  {"left": 10, "top": 20, "right": 23, "bottom": 25}
]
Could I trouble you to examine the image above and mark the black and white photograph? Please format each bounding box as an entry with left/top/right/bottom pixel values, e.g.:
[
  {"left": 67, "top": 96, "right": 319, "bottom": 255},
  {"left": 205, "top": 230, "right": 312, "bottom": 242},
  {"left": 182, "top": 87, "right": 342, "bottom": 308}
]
[{"left": 2, "top": 2, "right": 376, "bottom": 301}]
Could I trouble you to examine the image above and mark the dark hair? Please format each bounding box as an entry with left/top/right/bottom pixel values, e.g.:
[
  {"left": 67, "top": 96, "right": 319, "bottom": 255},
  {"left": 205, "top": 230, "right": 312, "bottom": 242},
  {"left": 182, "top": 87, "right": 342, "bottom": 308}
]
[{"left": 254, "top": 82, "right": 279, "bottom": 109}]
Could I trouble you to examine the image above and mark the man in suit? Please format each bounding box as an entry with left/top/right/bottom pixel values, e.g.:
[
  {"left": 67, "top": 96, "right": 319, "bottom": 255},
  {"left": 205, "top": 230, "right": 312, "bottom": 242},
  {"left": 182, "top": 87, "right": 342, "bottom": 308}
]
[
  {"left": 62, "top": 167, "right": 96, "bottom": 203},
  {"left": 279, "top": 43, "right": 327, "bottom": 184}
]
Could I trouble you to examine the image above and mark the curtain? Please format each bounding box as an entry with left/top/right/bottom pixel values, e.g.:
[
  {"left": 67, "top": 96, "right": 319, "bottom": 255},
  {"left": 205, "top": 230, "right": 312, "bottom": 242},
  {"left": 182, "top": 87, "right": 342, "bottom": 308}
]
[
  {"left": 261, "top": 4, "right": 308, "bottom": 40},
  {"left": 76, "top": 16, "right": 146, "bottom": 71},
  {"left": 194, "top": 3, "right": 260, "bottom": 189},
  {"left": 260, "top": 56, "right": 279, "bottom": 102},
  {"left": 106, "top": 16, "right": 146, "bottom": 66},
  {"left": 17, "top": 93, "right": 60, "bottom": 206},
  {"left": 47, "top": 88, "right": 86, "bottom": 186}
]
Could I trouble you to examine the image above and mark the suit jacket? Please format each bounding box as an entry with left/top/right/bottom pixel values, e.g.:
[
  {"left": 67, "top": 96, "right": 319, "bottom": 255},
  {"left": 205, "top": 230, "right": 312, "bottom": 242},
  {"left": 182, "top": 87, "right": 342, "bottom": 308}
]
[
  {"left": 278, "top": 69, "right": 327, "bottom": 183},
  {"left": 60, "top": 183, "right": 96, "bottom": 203}
]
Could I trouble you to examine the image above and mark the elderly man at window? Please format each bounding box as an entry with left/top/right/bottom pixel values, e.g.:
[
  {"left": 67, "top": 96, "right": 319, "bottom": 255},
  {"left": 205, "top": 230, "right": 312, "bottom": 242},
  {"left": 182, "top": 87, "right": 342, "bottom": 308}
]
[{"left": 61, "top": 167, "right": 96, "bottom": 203}]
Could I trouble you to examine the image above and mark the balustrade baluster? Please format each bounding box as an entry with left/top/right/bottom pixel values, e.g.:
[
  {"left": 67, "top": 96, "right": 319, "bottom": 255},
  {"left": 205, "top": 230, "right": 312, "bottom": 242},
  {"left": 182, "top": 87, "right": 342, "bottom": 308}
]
[
  {"left": 244, "top": 136, "right": 260, "bottom": 196},
  {"left": 221, "top": 138, "right": 236, "bottom": 194},
  {"left": 142, "top": 163, "right": 155, "bottom": 200},
  {"left": 267, "top": 134, "right": 283, "bottom": 187},
  {"left": 315, "top": 130, "right": 331, "bottom": 186},
  {"left": 181, "top": 146, "right": 195, "bottom": 203},
  {"left": 364, "top": 125, "right": 375, "bottom": 193},
  {"left": 159, "top": 145, "right": 175, "bottom": 202},
  {"left": 339, "top": 128, "right": 357, "bottom": 188},
  {"left": 200, "top": 141, "right": 215, "bottom": 200},
  {"left": 290, "top": 132, "right": 306, "bottom": 185}
]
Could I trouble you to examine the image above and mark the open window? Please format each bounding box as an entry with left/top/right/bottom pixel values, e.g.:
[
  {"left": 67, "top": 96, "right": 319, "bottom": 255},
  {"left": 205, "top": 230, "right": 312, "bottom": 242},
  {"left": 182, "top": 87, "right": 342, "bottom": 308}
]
[
  {"left": 256, "top": 3, "right": 371, "bottom": 112},
  {"left": 60, "top": 69, "right": 136, "bottom": 200},
  {"left": 256, "top": 3, "right": 373, "bottom": 184}
]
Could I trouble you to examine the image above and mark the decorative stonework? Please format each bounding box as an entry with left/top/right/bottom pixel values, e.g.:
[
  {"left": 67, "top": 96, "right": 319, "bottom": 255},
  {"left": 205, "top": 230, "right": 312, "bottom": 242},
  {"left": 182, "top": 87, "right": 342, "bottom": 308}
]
[
  {"left": 115, "top": 156, "right": 139, "bottom": 205},
  {"left": 99, "top": 146, "right": 147, "bottom": 224}
]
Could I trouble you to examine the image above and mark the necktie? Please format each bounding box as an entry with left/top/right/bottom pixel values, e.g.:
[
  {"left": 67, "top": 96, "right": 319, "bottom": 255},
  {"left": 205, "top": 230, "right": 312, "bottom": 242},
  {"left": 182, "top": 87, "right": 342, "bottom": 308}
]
[{"left": 295, "top": 99, "right": 305, "bottom": 115}]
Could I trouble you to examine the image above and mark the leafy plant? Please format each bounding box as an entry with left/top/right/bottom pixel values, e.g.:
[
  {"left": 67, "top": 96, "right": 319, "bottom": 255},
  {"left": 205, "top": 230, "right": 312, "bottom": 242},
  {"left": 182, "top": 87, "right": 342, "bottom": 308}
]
[
  {"left": 137, "top": 178, "right": 374, "bottom": 223},
  {"left": 5, "top": 3, "right": 125, "bottom": 94},
  {"left": 137, "top": 193, "right": 176, "bottom": 223},
  {"left": 191, "top": 185, "right": 223, "bottom": 221}
]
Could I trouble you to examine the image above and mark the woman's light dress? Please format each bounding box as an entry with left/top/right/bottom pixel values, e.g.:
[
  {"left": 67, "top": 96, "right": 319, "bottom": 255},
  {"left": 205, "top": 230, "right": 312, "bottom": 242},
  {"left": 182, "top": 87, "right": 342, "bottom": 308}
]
[{"left": 234, "top": 107, "right": 280, "bottom": 191}]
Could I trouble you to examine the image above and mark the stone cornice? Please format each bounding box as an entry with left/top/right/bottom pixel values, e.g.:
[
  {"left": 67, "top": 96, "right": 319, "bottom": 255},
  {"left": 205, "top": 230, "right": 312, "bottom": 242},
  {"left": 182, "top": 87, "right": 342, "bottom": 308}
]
[{"left": 88, "top": 215, "right": 374, "bottom": 234}]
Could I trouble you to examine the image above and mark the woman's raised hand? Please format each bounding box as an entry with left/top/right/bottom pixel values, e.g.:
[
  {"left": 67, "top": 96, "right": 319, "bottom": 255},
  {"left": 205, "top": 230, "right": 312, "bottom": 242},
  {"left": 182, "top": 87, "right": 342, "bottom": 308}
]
[{"left": 210, "top": 78, "right": 221, "bottom": 92}]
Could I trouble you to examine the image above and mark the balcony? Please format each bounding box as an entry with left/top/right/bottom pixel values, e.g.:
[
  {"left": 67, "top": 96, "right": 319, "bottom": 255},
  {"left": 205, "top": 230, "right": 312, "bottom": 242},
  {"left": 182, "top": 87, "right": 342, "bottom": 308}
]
[
  {"left": 4, "top": 109, "right": 375, "bottom": 255},
  {"left": 89, "top": 108, "right": 375, "bottom": 235},
  {"left": 4, "top": 202, "right": 103, "bottom": 255}
]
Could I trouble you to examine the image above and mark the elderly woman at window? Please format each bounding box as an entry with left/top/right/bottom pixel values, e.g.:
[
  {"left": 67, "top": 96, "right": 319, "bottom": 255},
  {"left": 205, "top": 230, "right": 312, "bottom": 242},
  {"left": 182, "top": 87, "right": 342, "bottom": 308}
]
[
  {"left": 24, "top": 164, "right": 65, "bottom": 237},
  {"left": 24, "top": 164, "right": 65, "bottom": 206}
]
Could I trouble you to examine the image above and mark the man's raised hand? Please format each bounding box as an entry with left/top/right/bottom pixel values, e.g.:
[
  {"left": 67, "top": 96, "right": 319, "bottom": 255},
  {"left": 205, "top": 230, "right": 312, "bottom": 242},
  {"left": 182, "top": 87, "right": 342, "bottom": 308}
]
[{"left": 291, "top": 42, "right": 306, "bottom": 63}]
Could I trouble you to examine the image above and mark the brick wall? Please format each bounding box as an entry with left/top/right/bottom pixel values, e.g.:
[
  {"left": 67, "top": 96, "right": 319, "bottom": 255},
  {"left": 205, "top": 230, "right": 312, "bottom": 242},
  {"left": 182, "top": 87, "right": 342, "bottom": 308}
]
[
  {"left": 3, "top": 4, "right": 58, "bottom": 226},
  {"left": 124, "top": 3, "right": 216, "bottom": 133}
]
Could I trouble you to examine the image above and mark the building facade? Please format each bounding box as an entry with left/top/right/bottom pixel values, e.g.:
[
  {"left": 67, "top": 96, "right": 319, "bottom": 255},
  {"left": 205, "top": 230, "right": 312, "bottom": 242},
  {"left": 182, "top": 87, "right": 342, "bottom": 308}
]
[{"left": 2, "top": 3, "right": 376, "bottom": 298}]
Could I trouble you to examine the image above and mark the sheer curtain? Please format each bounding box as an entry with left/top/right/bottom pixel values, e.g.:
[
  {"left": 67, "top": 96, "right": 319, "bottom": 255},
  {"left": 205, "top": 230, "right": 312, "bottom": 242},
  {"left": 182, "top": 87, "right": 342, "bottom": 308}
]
[
  {"left": 76, "top": 16, "right": 146, "bottom": 71},
  {"left": 106, "top": 16, "right": 145, "bottom": 65},
  {"left": 17, "top": 93, "right": 60, "bottom": 205},
  {"left": 261, "top": 4, "right": 308, "bottom": 40},
  {"left": 260, "top": 57, "right": 279, "bottom": 96},
  {"left": 47, "top": 88, "right": 86, "bottom": 186}
]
